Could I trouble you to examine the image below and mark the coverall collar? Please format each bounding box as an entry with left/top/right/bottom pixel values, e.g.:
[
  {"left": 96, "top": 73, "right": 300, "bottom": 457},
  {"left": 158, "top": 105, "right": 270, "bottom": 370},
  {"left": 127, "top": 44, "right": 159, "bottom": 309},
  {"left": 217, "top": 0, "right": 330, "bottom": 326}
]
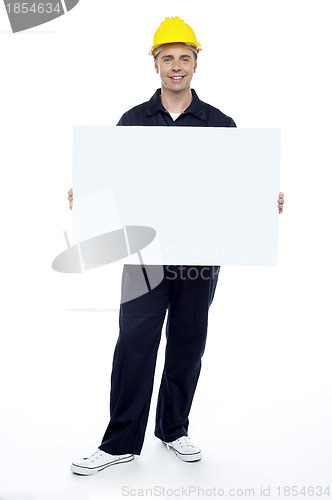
[{"left": 146, "top": 88, "right": 207, "bottom": 121}]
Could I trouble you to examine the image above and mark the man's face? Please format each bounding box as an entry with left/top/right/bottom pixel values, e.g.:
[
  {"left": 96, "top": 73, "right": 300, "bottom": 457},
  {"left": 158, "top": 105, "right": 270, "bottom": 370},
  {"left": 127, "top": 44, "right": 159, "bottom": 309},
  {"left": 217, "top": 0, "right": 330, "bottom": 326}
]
[{"left": 154, "top": 43, "right": 197, "bottom": 92}]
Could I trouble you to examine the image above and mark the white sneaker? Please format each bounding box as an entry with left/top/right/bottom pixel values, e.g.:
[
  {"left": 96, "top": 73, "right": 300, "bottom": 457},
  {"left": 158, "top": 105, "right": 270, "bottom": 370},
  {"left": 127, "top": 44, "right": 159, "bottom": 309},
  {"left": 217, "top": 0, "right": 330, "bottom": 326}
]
[
  {"left": 162, "top": 436, "right": 202, "bottom": 462},
  {"left": 71, "top": 449, "right": 134, "bottom": 475}
]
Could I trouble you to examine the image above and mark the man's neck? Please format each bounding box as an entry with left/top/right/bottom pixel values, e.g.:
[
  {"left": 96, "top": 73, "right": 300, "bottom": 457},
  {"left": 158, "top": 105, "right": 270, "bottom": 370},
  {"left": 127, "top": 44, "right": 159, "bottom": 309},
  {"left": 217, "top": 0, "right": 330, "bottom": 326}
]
[{"left": 160, "top": 87, "right": 193, "bottom": 114}]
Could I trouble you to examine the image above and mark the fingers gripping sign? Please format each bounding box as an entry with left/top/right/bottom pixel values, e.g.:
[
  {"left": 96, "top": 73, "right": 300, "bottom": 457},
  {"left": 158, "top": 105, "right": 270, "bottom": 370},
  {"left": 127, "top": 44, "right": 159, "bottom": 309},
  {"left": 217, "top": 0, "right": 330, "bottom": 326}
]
[
  {"left": 278, "top": 192, "right": 284, "bottom": 214},
  {"left": 68, "top": 188, "right": 73, "bottom": 210}
]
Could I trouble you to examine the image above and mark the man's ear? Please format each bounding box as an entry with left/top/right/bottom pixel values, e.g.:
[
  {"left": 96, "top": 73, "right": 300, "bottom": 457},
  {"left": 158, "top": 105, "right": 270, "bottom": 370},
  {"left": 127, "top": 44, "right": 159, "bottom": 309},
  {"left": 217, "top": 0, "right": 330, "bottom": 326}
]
[
  {"left": 154, "top": 59, "right": 159, "bottom": 74},
  {"left": 193, "top": 60, "right": 198, "bottom": 73}
]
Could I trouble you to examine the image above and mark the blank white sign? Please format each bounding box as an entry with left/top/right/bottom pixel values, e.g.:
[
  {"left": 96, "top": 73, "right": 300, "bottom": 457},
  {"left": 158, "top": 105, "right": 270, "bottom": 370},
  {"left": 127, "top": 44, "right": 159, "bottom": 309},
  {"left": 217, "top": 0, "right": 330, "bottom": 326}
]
[{"left": 73, "top": 126, "right": 280, "bottom": 266}]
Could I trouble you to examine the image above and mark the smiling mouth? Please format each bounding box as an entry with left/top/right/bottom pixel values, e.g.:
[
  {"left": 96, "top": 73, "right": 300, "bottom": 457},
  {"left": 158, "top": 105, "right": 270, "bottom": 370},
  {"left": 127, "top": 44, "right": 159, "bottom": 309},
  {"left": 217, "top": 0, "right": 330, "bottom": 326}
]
[{"left": 170, "top": 76, "right": 185, "bottom": 80}]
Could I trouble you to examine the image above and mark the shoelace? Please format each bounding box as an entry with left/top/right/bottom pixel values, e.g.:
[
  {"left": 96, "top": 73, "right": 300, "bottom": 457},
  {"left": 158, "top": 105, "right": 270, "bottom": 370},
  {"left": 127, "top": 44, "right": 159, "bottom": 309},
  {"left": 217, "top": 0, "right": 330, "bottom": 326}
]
[
  {"left": 86, "top": 450, "right": 104, "bottom": 462},
  {"left": 176, "top": 436, "right": 195, "bottom": 448}
]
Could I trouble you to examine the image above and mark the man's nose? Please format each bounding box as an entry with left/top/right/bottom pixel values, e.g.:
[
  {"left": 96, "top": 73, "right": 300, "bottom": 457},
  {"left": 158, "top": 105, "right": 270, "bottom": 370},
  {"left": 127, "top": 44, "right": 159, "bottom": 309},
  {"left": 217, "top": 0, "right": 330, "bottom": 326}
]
[{"left": 171, "top": 62, "right": 181, "bottom": 71}]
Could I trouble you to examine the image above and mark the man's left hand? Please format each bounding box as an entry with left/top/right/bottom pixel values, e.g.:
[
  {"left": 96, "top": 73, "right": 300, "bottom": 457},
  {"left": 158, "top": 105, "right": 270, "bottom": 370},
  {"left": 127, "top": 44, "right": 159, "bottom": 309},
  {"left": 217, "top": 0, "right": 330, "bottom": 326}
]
[{"left": 278, "top": 192, "right": 284, "bottom": 214}]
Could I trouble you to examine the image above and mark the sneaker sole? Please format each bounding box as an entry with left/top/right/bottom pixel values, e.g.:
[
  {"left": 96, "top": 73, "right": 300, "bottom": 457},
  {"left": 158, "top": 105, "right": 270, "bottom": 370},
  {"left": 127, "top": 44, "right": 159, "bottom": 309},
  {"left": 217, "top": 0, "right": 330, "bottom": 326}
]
[
  {"left": 71, "top": 454, "right": 134, "bottom": 475},
  {"left": 162, "top": 441, "right": 202, "bottom": 462}
]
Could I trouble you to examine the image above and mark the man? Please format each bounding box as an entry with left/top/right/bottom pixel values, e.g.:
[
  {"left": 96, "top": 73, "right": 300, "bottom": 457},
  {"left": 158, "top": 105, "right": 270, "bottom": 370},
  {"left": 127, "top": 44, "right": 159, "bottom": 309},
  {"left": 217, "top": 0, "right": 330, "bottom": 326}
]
[{"left": 69, "top": 16, "right": 285, "bottom": 475}]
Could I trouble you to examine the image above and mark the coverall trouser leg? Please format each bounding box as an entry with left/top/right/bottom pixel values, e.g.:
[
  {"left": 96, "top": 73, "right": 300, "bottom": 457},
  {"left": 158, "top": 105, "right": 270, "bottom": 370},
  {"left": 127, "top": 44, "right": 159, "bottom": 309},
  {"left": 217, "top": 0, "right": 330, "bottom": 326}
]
[
  {"left": 154, "top": 265, "right": 219, "bottom": 442},
  {"left": 99, "top": 264, "right": 219, "bottom": 456}
]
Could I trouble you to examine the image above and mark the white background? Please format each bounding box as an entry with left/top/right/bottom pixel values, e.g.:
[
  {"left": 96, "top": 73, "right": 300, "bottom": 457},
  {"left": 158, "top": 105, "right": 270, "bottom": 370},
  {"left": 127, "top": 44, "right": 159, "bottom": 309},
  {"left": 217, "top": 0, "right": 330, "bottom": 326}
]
[{"left": 0, "top": 1, "right": 331, "bottom": 499}]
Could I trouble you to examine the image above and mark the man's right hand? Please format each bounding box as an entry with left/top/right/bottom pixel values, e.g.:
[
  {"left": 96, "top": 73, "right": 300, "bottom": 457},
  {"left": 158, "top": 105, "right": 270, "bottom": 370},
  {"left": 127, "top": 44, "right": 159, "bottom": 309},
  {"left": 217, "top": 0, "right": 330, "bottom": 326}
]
[{"left": 68, "top": 188, "right": 73, "bottom": 210}]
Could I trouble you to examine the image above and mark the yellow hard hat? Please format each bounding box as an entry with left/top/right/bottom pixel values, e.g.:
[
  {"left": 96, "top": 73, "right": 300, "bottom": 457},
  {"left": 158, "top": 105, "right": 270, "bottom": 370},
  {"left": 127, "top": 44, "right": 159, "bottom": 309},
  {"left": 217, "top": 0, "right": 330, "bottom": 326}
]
[{"left": 149, "top": 16, "right": 201, "bottom": 57}]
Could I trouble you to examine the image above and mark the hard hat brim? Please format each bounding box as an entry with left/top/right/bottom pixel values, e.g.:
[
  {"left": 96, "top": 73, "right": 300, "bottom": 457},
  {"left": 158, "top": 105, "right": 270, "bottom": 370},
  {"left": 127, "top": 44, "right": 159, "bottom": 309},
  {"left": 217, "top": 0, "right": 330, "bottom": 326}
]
[{"left": 149, "top": 41, "right": 201, "bottom": 57}]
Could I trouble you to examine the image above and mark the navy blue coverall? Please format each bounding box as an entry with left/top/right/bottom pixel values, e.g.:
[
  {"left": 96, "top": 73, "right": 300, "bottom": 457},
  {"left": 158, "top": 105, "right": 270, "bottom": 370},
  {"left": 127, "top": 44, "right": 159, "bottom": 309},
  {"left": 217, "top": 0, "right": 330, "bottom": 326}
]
[{"left": 99, "top": 88, "right": 236, "bottom": 455}]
